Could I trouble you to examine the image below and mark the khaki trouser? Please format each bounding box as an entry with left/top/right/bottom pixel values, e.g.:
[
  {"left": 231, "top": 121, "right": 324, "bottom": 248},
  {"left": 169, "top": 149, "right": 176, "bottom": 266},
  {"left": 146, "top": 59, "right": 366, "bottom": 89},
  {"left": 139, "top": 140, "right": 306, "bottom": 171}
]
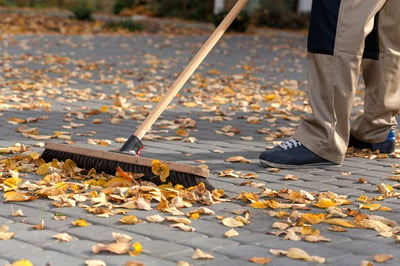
[{"left": 294, "top": 0, "right": 400, "bottom": 164}]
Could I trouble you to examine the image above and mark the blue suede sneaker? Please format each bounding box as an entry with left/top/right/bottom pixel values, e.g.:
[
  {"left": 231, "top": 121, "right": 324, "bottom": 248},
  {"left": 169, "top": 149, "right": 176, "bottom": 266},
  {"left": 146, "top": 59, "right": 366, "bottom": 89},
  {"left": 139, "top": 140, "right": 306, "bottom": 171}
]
[
  {"left": 259, "top": 139, "right": 341, "bottom": 169},
  {"left": 348, "top": 130, "right": 396, "bottom": 154}
]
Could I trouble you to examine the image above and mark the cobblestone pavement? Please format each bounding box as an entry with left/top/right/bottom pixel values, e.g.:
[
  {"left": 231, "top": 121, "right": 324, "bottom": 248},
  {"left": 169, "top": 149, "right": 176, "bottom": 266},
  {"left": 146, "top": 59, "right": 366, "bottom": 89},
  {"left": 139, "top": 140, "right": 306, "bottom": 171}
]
[{"left": 0, "top": 27, "right": 400, "bottom": 266}]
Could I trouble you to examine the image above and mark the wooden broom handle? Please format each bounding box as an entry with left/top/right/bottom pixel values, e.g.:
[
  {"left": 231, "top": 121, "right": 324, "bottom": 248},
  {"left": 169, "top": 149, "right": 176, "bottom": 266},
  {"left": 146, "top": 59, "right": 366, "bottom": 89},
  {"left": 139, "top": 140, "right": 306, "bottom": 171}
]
[{"left": 134, "top": 0, "right": 249, "bottom": 139}]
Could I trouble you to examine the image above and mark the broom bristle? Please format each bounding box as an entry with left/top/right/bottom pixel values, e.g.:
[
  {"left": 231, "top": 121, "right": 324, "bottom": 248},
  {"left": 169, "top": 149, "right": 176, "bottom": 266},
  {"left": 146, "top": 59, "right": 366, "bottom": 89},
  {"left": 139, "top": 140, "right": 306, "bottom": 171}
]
[{"left": 41, "top": 146, "right": 215, "bottom": 191}]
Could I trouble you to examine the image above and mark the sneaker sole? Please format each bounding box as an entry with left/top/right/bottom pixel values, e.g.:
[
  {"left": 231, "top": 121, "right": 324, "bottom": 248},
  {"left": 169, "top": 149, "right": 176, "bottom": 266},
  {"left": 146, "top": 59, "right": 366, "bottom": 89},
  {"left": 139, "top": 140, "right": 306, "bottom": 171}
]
[{"left": 259, "top": 159, "right": 342, "bottom": 169}]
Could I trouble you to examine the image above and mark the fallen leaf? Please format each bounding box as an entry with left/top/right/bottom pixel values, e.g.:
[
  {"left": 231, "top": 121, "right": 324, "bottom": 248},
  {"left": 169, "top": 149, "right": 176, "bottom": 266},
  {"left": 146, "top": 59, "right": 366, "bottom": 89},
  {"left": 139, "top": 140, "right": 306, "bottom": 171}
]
[
  {"left": 247, "top": 257, "right": 272, "bottom": 264},
  {"left": 124, "top": 261, "right": 145, "bottom": 266},
  {"left": 166, "top": 216, "right": 191, "bottom": 225},
  {"left": 373, "top": 254, "right": 393, "bottom": 263},
  {"left": 224, "top": 228, "right": 239, "bottom": 238},
  {"left": 119, "top": 215, "right": 143, "bottom": 224},
  {"left": 9, "top": 260, "right": 34, "bottom": 266},
  {"left": 152, "top": 160, "right": 170, "bottom": 182},
  {"left": 53, "top": 232, "right": 73, "bottom": 242},
  {"left": 0, "top": 231, "right": 16, "bottom": 240},
  {"left": 304, "top": 235, "right": 331, "bottom": 242},
  {"left": 224, "top": 156, "right": 251, "bottom": 163},
  {"left": 71, "top": 218, "right": 91, "bottom": 227},
  {"left": 222, "top": 217, "right": 244, "bottom": 228},
  {"left": 112, "top": 232, "right": 133, "bottom": 243},
  {"left": 129, "top": 242, "right": 143, "bottom": 256},
  {"left": 92, "top": 242, "right": 131, "bottom": 254},
  {"left": 26, "top": 218, "right": 42, "bottom": 231},
  {"left": 11, "top": 209, "right": 24, "bottom": 217},
  {"left": 169, "top": 223, "right": 196, "bottom": 232},
  {"left": 192, "top": 248, "right": 214, "bottom": 260},
  {"left": 146, "top": 215, "right": 165, "bottom": 223},
  {"left": 85, "top": 260, "right": 107, "bottom": 266},
  {"left": 324, "top": 218, "right": 356, "bottom": 228},
  {"left": 283, "top": 174, "right": 298, "bottom": 180},
  {"left": 300, "top": 213, "right": 326, "bottom": 224}
]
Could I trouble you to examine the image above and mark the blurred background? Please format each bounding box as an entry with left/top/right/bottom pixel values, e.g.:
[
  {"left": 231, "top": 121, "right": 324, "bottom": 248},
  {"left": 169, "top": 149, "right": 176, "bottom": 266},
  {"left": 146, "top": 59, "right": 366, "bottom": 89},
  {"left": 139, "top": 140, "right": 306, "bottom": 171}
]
[{"left": 0, "top": 0, "right": 312, "bottom": 31}]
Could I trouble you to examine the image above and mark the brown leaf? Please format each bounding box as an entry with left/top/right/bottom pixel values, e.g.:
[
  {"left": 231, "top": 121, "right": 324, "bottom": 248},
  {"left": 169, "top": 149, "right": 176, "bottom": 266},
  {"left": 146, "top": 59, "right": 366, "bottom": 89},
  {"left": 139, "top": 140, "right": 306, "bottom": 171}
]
[
  {"left": 224, "top": 156, "right": 251, "bottom": 163},
  {"left": 247, "top": 257, "right": 272, "bottom": 264},
  {"left": 192, "top": 248, "right": 214, "bottom": 260},
  {"left": 373, "top": 254, "right": 394, "bottom": 263},
  {"left": 224, "top": 228, "right": 239, "bottom": 238},
  {"left": 112, "top": 232, "right": 133, "bottom": 243},
  {"left": 169, "top": 223, "right": 196, "bottom": 232},
  {"left": 222, "top": 217, "right": 244, "bottom": 228},
  {"left": 119, "top": 215, "right": 143, "bottom": 224},
  {"left": 92, "top": 242, "right": 131, "bottom": 254},
  {"left": 53, "top": 233, "right": 73, "bottom": 242}
]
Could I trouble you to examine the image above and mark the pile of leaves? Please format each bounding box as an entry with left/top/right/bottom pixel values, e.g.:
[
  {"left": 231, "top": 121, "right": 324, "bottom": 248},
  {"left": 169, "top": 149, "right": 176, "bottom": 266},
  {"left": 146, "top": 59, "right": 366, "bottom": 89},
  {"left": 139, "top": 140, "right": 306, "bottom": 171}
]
[
  {"left": 0, "top": 11, "right": 213, "bottom": 35},
  {"left": 1, "top": 144, "right": 400, "bottom": 265}
]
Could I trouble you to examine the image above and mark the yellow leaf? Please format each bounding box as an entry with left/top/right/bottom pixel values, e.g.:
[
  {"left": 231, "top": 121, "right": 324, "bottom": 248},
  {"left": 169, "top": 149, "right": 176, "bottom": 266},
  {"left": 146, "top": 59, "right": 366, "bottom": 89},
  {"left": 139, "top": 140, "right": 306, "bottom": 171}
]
[
  {"left": 301, "top": 226, "right": 320, "bottom": 236},
  {"left": 357, "top": 195, "right": 373, "bottom": 203},
  {"left": 35, "top": 163, "right": 50, "bottom": 176},
  {"left": 324, "top": 218, "right": 356, "bottom": 228},
  {"left": 3, "top": 177, "right": 21, "bottom": 191},
  {"left": 248, "top": 201, "right": 269, "bottom": 209},
  {"left": 10, "top": 260, "right": 34, "bottom": 266},
  {"left": 129, "top": 242, "right": 143, "bottom": 256},
  {"left": 360, "top": 203, "right": 381, "bottom": 211},
  {"left": 119, "top": 215, "right": 143, "bottom": 224},
  {"left": 105, "top": 177, "right": 133, "bottom": 188},
  {"left": 313, "top": 198, "right": 336, "bottom": 208},
  {"left": 63, "top": 158, "right": 77, "bottom": 173},
  {"left": 300, "top": 213, "right": 326, "bottom": 224},
  {"left": 72, "top": 218, "right": 91, "bottom": 227},
  {"left": 152, "top": 160, "right": 170, "bottom": 182},
  {"left": 4, "top": 191, "right": 36, "bottom": 202}
]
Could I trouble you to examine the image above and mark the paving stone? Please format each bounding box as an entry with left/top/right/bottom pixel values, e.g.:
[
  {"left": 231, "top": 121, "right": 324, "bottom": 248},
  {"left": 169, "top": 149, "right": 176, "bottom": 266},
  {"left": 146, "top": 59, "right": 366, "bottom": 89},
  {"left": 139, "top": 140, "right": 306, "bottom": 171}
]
[
  {"left": 328, "top": 239, "right": 400, "bottom": 256},
  {"left": 139, "top": 239, "right": 194, "bottom": 259},
  {"left": 176, "top": 235, "right": 239, "bottom": 251},
  {"left": 214, "top": 244, "right": 270, "bottom": 259}
]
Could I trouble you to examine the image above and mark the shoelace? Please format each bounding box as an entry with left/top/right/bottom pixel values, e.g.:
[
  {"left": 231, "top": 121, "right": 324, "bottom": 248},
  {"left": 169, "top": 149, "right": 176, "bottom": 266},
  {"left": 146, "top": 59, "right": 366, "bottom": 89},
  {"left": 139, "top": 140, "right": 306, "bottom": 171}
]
[{"left": 279, "top": 139, "right": 301, "bottom": 150}]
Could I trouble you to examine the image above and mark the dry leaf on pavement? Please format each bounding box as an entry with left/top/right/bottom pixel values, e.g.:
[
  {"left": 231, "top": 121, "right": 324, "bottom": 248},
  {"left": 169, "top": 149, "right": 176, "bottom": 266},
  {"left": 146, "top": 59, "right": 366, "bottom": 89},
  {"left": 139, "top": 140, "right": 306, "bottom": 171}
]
[
  {"left": 192, "top": 248, "right": 214, "bottom": 260},
  {"left": 53, "top": 232, "right": 73, "bottom": 242}
]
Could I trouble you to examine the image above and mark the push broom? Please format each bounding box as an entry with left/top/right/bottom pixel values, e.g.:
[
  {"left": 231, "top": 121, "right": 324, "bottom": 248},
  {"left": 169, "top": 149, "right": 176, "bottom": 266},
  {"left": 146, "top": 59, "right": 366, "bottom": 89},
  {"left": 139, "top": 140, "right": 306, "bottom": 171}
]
[{"left": 41, "top": 0, "right": 249, "bottom": 190}]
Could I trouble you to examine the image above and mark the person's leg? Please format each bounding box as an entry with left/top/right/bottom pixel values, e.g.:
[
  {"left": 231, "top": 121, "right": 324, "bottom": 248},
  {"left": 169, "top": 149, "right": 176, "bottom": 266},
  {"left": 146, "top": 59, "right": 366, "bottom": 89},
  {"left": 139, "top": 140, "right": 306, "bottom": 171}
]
[
  {"left": 293, "top": 0, "right": 386, "bottom": 164},
  {"left": 260, "top": 0, "right": 386, "bottom": 168},
  {"left": 350, "top": 0, "right": 400, "bottom": 149}
]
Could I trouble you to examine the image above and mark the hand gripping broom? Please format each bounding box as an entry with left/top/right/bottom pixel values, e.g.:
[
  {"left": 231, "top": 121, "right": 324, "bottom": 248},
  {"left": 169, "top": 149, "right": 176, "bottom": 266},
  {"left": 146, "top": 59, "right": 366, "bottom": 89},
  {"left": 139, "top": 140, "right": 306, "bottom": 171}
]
[{"left": 41, "top": 0, "right": 249, "bottom": 191}]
